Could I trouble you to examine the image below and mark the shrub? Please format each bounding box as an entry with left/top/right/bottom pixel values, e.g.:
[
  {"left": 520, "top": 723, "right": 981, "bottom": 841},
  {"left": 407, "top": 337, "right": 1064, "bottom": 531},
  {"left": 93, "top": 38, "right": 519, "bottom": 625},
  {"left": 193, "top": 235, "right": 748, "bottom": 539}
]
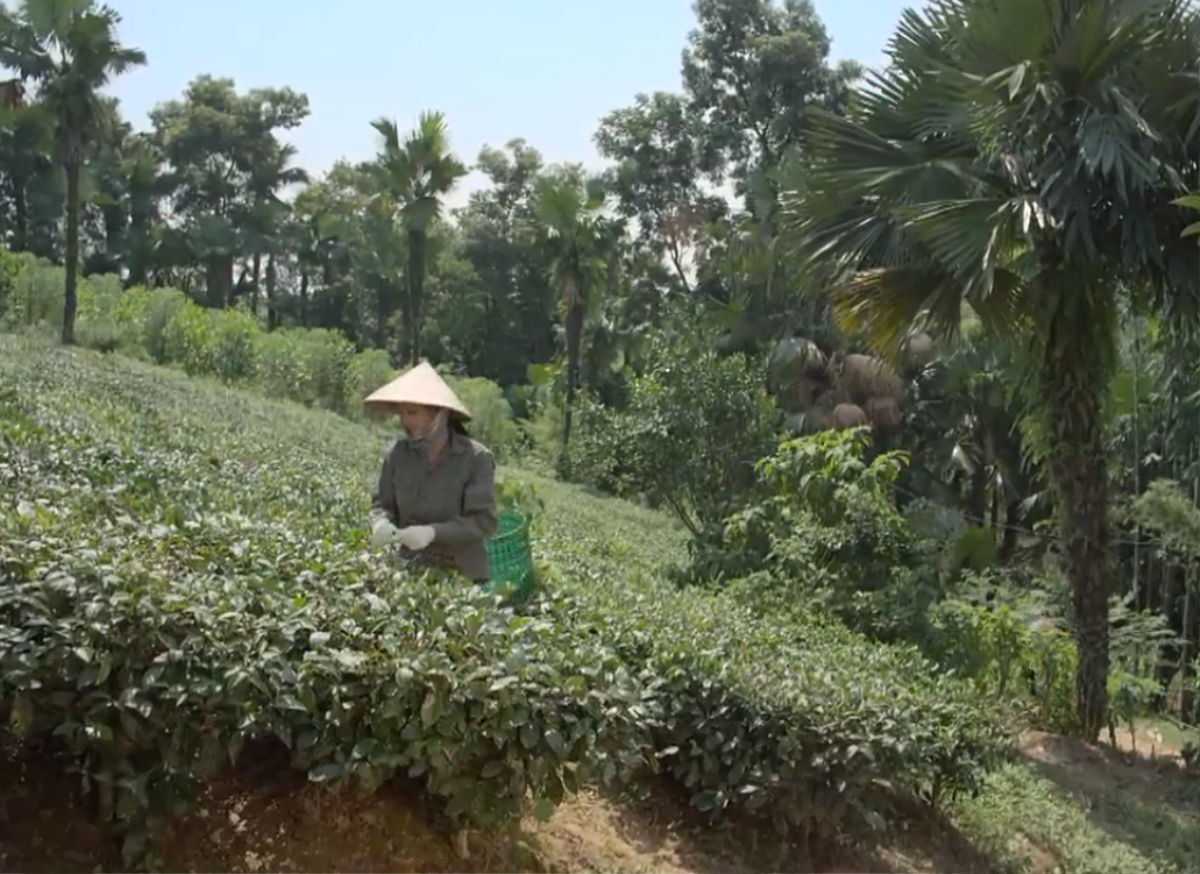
[
  {"left": 0, "top": 246, "right": 21, "bottom": 322},
  {"left": 571, "top": 335, "right": 779, "bottom": 539},
  {"left": 922, "top": 581, "right": 1079, "bottom": 734},
  {"left": 346, "top": 348, "right": 396, "bottom": 417},
  {"left": 3, "top": 252, "right": 65, "bottom": 327},
  {"left": 136, "top": 287, "right": 190, "bottom": 364},
  {"left": 73, "top": 272, "right": 139, "bottom": 355},
  {"left": 446, "top": 375, "right": 523, "bottom": 462},
  {"left": 161, "top": 299, "right": 216, "bottom": 375},
  {"left": 683, "top": 427, "right": 942, "bottom": 644},
  {"left": 209, "top": 307, "right": 260, "bottom": 382},
  {"left": 547, "top": 563, "right": 1006, "bottom": 839},
  {"left": 74, "top": 313, "right": 124, "bottom": 353},
  {"left": 160, "top": 301, "right": 259, "bottom": 382},
  {"left": 256, "top": 328, "right": 356, "bottom": 412},
  {"left": 0, "top": 339, "right": 648, "bottom": 866}
]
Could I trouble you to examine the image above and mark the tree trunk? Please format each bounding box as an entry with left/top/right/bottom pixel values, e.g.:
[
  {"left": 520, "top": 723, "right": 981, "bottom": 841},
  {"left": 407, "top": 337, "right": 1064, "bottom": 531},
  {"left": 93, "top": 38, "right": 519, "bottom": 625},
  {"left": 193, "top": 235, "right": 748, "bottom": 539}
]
[
  {"left": 299, "top": 270, "right": 309, "bottom": 327},
  {"left": 966, "top": 466, "right": 988, "bottom": 527},
  {"left": 251, "top": 252, "right": 262, "bottom": 318},
  {"left": 558, "top": 297, "right": 585, "bottom": 478},
  {"left": 127, "top": 214, "right": 150, "bottom": 288},
  {"left": 265, "top": 253, "right": 277, "bottom": 331},
  {"left": 407, "top": 228, "right": 427, "bottom": 366},
  {"left": 1000, "top": 500, "right": 1021, "bottom": 562},
  {"left": 1042, "top": 358, "right": 1111, "bottom": 742},
  {"left": 62, "top": 160, "right": 81, "bottom": 346},
  {"left": 13, "top": 181, "right": 28, "bottom": 253},
  {"left": 376, "top": 277, "right": 390, "bottom": 351},
  {"left": 206, "top": 258, "right": 232, "bottom": 309}
]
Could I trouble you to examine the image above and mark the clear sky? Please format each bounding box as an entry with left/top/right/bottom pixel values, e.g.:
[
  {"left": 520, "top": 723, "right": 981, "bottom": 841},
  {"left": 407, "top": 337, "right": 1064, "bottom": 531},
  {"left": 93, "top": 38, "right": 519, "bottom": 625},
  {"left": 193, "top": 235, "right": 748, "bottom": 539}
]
[{"left": 102, "top": 0, "right": 913, "bottom": 209}]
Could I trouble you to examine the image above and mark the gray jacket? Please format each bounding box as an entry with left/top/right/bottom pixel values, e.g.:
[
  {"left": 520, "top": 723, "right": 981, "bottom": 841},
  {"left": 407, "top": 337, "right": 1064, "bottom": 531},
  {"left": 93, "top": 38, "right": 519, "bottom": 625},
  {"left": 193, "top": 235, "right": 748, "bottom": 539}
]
[{"left": 369, "top": 432, "right": 498, "bottom": 581}]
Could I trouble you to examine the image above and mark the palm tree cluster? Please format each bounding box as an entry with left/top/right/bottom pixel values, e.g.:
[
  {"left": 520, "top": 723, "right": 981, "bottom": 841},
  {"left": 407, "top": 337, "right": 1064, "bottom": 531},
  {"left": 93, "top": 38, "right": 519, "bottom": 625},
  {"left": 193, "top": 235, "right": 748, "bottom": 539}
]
[{"left": 0, "top": 0, "right": 145, "bottom": 344}]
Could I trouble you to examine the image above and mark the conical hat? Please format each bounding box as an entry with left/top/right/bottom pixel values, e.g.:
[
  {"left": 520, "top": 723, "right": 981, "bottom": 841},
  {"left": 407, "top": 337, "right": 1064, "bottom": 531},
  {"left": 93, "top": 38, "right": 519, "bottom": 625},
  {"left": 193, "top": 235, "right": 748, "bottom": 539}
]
[{"left": 363, "top": 361, "right": 471, "bottom": 420}]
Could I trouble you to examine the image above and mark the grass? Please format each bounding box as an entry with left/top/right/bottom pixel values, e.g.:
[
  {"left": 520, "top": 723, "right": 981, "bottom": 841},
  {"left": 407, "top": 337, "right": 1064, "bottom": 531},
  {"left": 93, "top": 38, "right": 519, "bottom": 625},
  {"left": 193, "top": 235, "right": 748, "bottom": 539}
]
[
  {"left": 1, "top": 334, "right": 1197, "bottom": 874},
  {"left": 951, "top": 731, "right": 1200, "bottom": 874}
]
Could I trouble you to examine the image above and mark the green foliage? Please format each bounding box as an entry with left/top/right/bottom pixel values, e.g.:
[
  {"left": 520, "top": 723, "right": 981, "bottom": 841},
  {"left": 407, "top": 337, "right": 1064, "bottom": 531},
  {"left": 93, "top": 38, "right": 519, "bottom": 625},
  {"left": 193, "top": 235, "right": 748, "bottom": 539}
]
[
  {"left": 346, "top": 348, "right": 396, "bottom": 417},
  {"left": 0, "top": 254, "right": 416, "bottom": 420},
  {"left": 1131, "top": 479, "right": 1200, "bottom": 559},
  {"left": 158, "top": 299, "right": 257, "bottom": 381},
  {"left": 0, "top": 339, "right": 1008, "bottom": 862},
  {"left": 256, "top": 327, "right": 356, "bottom": 412},
  {"left": 523, "top": 445, "right": 1007, "bottom": 838},
  {"left": 123, "top": 286, "right": 190, "bottom": 364},
  {"left": 0, "top": 247, "right": 21, "bottom": 320},
  {"left": 572, "top": 335, "right": 779, "bottom": 538},
  {"left": 445, "top": 375, "right": 524, "bottom": 462},
  {"left": 685, "top": 427, "right": 941, "bottom": 643},
  {"left": 0, "top": 250, "right": 66, "bottom": 327},
  {"left": 546, "top": 549, "right": 1007, "bottom": 837},
  {"left": 953, "top": 759, "right": 1200, "bottom": 874},
  {"left": 924, "top": 593, "right": 1079, "bottom": 735},
  {"left": 0, "top": 337, "right": 647, "bottom": 864}
]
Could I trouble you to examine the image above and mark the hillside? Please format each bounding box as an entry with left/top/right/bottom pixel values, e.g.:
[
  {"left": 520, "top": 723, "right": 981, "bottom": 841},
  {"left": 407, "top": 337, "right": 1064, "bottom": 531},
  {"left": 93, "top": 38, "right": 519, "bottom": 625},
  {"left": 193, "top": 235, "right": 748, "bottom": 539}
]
[{"left": 1, "top": 336, "right": 1198, "bottom": 874}]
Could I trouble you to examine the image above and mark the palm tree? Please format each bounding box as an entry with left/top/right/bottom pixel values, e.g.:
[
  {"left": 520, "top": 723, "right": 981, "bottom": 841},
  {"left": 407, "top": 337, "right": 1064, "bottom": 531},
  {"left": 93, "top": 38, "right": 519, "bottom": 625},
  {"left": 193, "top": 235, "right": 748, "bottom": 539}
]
[
  {"left": 533, "top": 172, "right": 623, "bottom": 476},
  {"left": 782, "top": 0, "right": 1200, "bottom": 739},
  {"left": 0, "top": 0, "right": 145, "bottom": 344},
  {"left": 243, "top": 140, "right": 309, "bottom": 328},
  {"left": 0, "top": 97, "right": 56, "bottom": 256},
  {"left": 369, "top": 111, "right": 467, "bottom": 365}
]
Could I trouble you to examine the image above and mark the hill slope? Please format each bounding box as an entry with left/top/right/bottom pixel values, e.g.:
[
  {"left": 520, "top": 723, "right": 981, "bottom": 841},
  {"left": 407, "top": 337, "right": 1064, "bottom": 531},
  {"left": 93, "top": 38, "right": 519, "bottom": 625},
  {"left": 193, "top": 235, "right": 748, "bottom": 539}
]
[{"left": 1, "top": 336, "right": 1197, "bottom": 874}]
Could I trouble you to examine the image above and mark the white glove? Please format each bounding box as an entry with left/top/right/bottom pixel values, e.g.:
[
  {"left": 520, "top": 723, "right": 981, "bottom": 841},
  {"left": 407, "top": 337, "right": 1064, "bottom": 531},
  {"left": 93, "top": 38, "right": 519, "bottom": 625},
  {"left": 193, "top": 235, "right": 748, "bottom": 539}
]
[
  {"left": 369, "top": 520, "right": 401, "bottom": 548},
  {"left": 397, "top": 525, "right": 435, "bottom": 551}
]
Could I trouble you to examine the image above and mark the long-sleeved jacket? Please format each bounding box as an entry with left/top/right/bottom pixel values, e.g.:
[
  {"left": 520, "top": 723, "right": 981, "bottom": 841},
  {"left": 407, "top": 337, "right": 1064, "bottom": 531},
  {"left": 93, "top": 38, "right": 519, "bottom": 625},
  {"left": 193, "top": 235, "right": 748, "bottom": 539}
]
[{"left": 369, "top": 431, "right": 498, "bottom": 581}]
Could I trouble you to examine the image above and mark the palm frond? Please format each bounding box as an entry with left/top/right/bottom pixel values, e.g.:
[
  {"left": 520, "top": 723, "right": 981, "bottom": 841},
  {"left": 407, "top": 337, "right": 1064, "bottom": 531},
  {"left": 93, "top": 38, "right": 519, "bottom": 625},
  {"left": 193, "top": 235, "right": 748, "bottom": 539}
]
[{"left": 827, "top": 265, "right": 966, "bottom": 363}]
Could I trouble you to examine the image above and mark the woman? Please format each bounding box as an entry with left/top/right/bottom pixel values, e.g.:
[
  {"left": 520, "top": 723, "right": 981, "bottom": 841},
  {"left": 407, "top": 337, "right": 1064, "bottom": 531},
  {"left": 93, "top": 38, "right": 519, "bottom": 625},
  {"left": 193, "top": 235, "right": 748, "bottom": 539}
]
[{"left": 364, "top": 361, "right": 497, "bottom": 584}]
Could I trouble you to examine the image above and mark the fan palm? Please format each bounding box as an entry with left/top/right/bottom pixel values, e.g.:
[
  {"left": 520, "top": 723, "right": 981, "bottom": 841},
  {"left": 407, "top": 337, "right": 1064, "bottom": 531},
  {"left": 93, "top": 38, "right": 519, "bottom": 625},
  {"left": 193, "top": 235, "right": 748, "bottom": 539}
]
[
  {"left": 782, "top": 0, "right": 1200, "bottom": 739},
  {"left": 369, "top": 112, "right": 467, "bottom": 365},
  {"left": 243, "top": 140, "right": 308, "bottom": 327},
  {"left": 533, "top": 173, "right": 623, "bottom": 476},
  {"left": 0, "top": 0, "right": 145, "bottom": 344}
]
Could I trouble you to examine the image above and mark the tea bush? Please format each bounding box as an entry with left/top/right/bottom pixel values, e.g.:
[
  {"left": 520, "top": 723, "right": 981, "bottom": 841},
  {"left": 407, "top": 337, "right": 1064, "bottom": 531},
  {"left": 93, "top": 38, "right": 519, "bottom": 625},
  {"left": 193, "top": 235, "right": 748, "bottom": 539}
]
[
  {"left": 548, "top": 568, "right": 1007, "bottom": 839},
  {"left": 521, "top": 458, "right": 1007, "bottom": 838},
  {"left": 0, "top": 338, "right": 1007, "bottom": 863},
  {"left": 0, "top": 338, "right": 649, "bottom": 864}
]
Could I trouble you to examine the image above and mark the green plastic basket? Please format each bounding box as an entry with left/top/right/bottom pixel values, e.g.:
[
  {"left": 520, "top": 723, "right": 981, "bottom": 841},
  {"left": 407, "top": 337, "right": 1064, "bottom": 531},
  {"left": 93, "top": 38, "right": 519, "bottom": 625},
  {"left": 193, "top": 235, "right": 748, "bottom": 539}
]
[{"left": 484, "top": 509, "right": 536, "bottom": 596}]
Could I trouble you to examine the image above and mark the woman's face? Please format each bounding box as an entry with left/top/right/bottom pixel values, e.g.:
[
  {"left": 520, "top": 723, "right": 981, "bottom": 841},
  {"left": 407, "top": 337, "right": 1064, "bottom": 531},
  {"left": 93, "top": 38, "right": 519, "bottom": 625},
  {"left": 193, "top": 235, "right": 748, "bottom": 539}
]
[{"left": 396, "top": 403, "right": 439, "bottom": 439}]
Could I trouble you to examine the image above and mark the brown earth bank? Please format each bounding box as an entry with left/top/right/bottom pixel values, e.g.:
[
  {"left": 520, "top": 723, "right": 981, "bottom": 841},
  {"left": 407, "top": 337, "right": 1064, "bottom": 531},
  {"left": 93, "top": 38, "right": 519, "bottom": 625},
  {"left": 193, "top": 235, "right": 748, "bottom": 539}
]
[{"left": 1, "top": 728, "right": 1195, "bottom": 874}]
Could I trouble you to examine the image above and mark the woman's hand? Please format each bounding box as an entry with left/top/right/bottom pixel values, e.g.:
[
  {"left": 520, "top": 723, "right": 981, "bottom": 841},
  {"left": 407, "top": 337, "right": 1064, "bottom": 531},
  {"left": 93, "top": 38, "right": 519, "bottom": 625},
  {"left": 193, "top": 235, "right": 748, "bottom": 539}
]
[
  {"left": 369, "top": 519, "right": 401, "bottom": 548},
  {"left": 397, "top": 525, "right": 436, "bottom": 551}
]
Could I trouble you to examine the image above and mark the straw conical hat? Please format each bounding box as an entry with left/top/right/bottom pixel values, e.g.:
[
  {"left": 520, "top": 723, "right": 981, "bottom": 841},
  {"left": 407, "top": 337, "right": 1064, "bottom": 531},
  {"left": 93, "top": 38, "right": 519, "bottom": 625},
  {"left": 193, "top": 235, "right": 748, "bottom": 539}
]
[{"left": 363, "top": 361, "right": 471, "bottom": 420}]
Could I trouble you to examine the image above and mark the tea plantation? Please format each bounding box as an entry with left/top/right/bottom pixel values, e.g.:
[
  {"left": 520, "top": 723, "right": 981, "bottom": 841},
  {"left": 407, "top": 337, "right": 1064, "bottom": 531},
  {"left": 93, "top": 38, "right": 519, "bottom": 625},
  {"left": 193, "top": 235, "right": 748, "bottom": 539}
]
[{"left": 2, "top": 337, "right": 1197, "bottom": 874}]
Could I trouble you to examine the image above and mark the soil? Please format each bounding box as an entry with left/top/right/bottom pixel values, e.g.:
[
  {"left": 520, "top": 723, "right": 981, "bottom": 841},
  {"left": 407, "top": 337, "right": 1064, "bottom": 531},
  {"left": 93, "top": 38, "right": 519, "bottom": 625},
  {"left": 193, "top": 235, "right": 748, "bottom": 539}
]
[
  {"left": 1016, "top": 726, "right": 1198, "bottom": 824},
  {"left": 2, "top": 727, "right": 1194, "bottom": 874}
]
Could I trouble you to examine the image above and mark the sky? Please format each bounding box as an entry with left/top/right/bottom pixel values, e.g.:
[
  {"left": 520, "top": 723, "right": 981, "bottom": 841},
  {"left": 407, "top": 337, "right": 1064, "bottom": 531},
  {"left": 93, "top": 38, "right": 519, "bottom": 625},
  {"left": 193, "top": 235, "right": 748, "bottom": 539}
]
[{"left": 101, "top": 0, "right": 914, "bottom": 210}]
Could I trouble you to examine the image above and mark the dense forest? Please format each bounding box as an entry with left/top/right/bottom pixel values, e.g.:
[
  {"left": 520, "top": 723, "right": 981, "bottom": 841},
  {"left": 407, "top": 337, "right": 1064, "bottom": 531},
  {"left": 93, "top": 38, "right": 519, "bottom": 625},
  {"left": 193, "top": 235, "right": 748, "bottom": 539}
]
[{"left": 3, "top": 0, "right": 1200, "bottom": 773}]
